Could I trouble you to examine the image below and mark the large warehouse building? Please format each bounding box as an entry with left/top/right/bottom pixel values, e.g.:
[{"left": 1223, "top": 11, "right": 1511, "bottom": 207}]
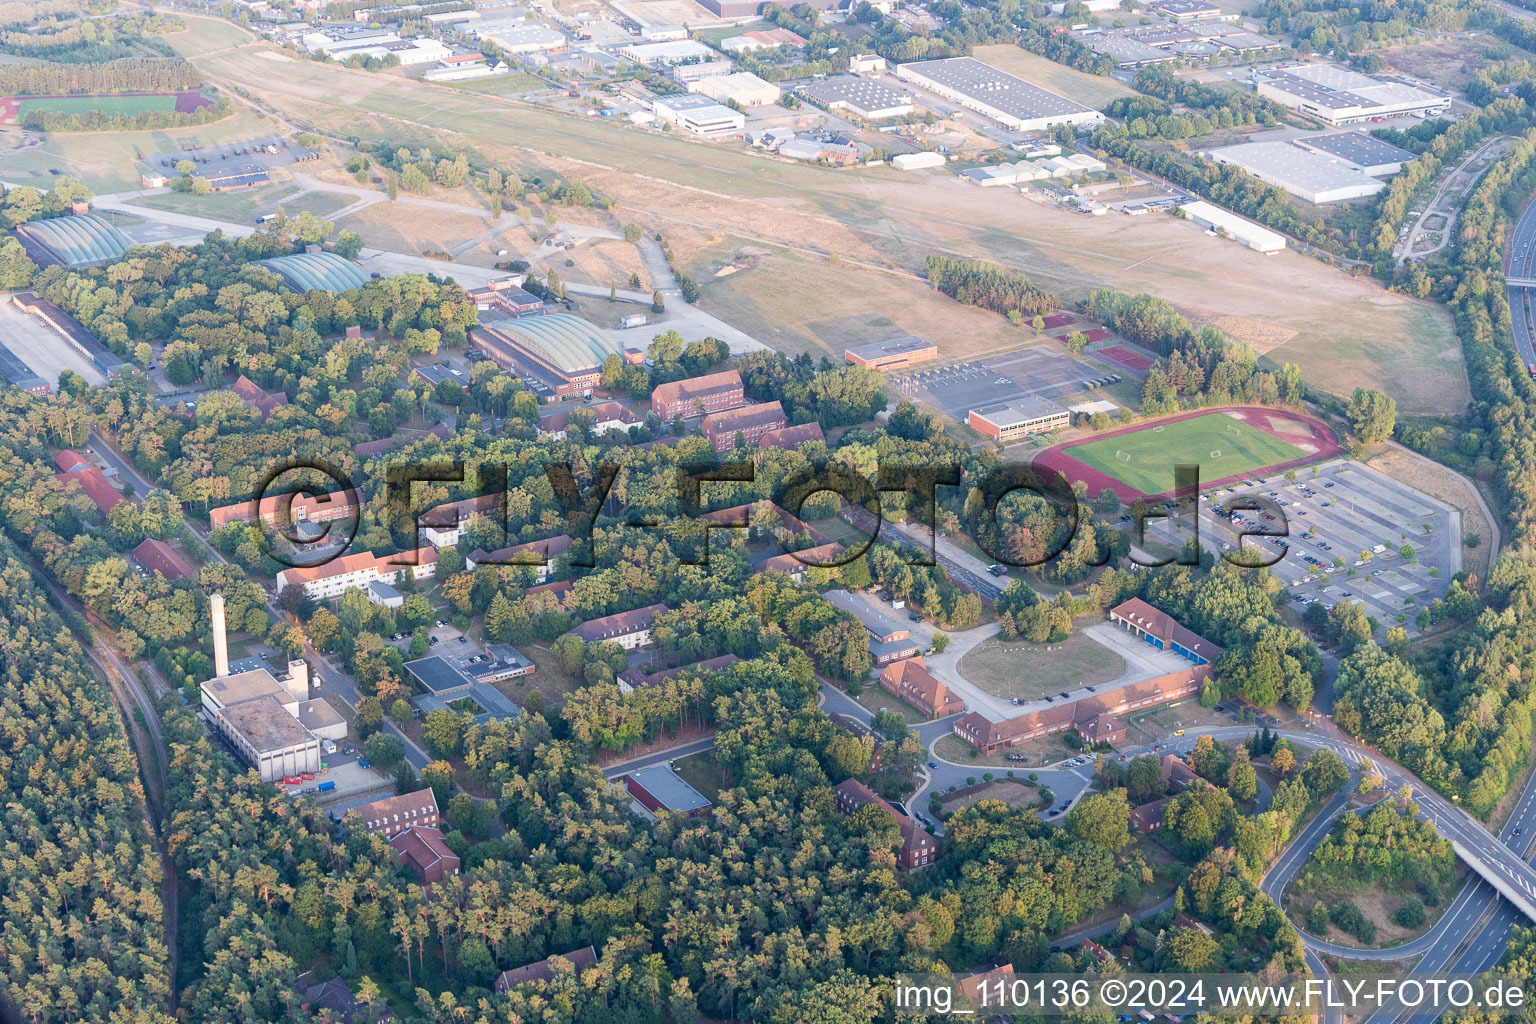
[
  {"left": 15, "top": 212, "right": 133, "bottom": 267},
  {"left": 471, "top": 312, "right": 625, "bottom": 399},
  {"left": 1291, "top": 131, "right": 1416, "bottom": 175},
  {"left": 895, "top": 57, "right": 1103, "bottom": 132},
  {"left": 1178, "top": 200, "right": 1286, "bottom": 253},
  {"left": 1255, "top": 64, "right": 1448, "bottom": 125},
  {"left": 1203, "top": 141, "right": 1386, "bottom": 203},
  {"left": 797, "top": 75, "right": 914, "bottom": 119},
  {"left": 256, "top": 252, "right": 371, "bottom": 292}
]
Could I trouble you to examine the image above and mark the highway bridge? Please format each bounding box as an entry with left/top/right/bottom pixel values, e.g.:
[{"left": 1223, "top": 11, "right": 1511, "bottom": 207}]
[{"left": 1510, "top": 277, "right": 1536, "bottom": 287}]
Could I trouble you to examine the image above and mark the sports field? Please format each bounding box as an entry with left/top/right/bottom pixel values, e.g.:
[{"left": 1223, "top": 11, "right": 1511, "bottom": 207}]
[
  {"left": 1065, "top": 412, "right": 1308, "bottom": 497},
  {"left": 17, "top": 94, "right": 178, "bottom": 117}
]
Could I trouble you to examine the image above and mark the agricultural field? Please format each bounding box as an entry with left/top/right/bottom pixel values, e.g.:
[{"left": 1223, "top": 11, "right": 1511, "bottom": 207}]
[{"left": 443, "top": 74, "right": 546, "bottom": 99}]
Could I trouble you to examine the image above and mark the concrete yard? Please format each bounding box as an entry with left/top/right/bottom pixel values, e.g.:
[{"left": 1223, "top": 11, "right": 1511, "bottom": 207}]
[
  {"left": 0, "top": 298, "right": 106, "bottom": 387},
  {"left": 890, "top": 345, "right": 1117, "bottom": 422}
]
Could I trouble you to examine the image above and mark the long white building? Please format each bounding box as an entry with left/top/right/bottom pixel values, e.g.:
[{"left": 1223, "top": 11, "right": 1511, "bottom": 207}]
[
  {"left": 895, "top": 57, "right": 1103, "bottom": 132},
  {"left": 1256, "top": 64, "right": 1448, "bottom": 126},
  {"left": 652, "top": 94, "right": 745, "bottom": 138},
  {"left": 275, "top": 547, "right": 438, "bottom": 601},
  {"left": 1178, "top": 200, "right": 1286, "bottom": 254}
]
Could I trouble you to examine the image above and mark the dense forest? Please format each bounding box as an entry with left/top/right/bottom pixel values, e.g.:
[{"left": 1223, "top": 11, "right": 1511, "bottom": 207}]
[{"left": 0, "top": 57, "right": 202, "bottom": 95}]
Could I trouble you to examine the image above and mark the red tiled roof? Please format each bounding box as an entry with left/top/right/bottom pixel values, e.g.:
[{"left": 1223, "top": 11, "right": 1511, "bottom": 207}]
[
  {"left": 757, "top": 420, "right": 825, "bottom": 451},
  {"left": 276, "top": 546, "right": 436, "bottom": 588},
  {"left": 651, "top": 370, "right": 741, "bottom": 410},
  {"left": 567, "top": 603, "right": 668, "bottom": 643},
  {"left": 702, "top": 400, "right": 785, "bottom": 438},
  {"left": 880, "top": 657, "right": 963, "bottom": 717},
  {"left": 132, "top": 538, "right": 196, "bottom": 580},
  {"left": 231, "top": 374, "right": 288, "bottom": 418},
  {"left": 58, "top": 465, "right": 126, "bottom": 515},
  {"left": 419, "top": 493, "right": 503, "bottom": 528},
  {"left": 1111, "top": 598, "right": 1224, "bottom": 662},
  {"left": 349, "top": 788, "right": 439, "bottom": 835},
  {"left": 390, "top": 825, "right": 459, "bottom": 873},
  {"left": 209, "top": 488, "right": 360, "bottom": 530},
  {"left": 467, "top": 533, "right": 573, "bottom": 567},
  {"left": 757, "top": 541, "right": 844, "bottom": 574},
  {"left": 537, "top": 401, "right": 640, "bottom": 434},
  {"left": 55, "top": 450, "right": 91, "bottom": 473}
]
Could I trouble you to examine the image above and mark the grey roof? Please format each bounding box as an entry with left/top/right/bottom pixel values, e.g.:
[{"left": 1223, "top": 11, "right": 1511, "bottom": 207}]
[
  {"left": 845, "top": 335, "right": 932, "bottom": 360},
  {"left": 1204, "top": 141, "right": 1386, "bottom": 199},
  {"left": 1291, "top": 131, "right": 1415, "bottom": 171},
  {"left": 797, "top": 74, "right": 912, "bottom": 116},
  {"left": 1081, "top": 35, "right": 1174, "bottom": 64},
  {"left": 297, "top": 697, "right": 346, "bottom": 732},
  {"left": 406, "top": 655, "right": 474, "bottom": 694},
  {"left": 628, "top": 763, "right": 712, "bottom": 812},
  {"left": 1259, "top": 64, "right": 1444, "bottom": 115},
  {"left": 478, "top": 313, "right": 624, "bottom": 375},
  {"left": 18, "top": 214, "right": 132, "bottom": 266},
  {"left": 218, "top": 694, "right": 315, "bottom": 752},
  {"left": 0, "top": 339, "right": 46, "bottom": 392},
  {"left": 368, "top": 581, "right": 403, "bottom": 602},
  {"left": 871, "top": 636, "right": 921, "bottom": 659},
  {"left": 898, "top": 57, "right": 1099, "bottom": 124},
  {"left": 823, "top": 589, "right": 905, "bottom": 640},
  {"left": 257, "top": 252, "right": 371, "bottom": 293},
  {"left": 970, "top": 396, "right": 1069, "bottom": 427}
]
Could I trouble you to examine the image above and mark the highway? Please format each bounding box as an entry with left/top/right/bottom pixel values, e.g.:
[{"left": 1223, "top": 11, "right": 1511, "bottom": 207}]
[{"left": 1509, "top": 196, "right": 1536, "bottom": 371}]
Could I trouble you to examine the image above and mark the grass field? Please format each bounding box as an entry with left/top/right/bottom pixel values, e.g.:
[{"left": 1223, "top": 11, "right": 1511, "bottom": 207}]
[
  {"left": 17, "top": 94, "right": 177, "bottom": 117},
  {"left": 444, "top": 74, "right": 546, "bottom": 98},
  {"left": 957, "top": 631, "right": 1124, "bottom": 700},
  {"left": 133, "top": 183, "right": 299, "bottom": 221},
  {"left": 1068, "top": 413, "right": 1306, "bottom": 496}
]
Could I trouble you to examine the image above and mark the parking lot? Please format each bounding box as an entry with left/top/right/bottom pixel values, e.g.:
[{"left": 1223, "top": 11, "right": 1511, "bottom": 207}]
[
  {"left": 1140, "top": 460, "right": 1459, "bottom": 634},
  {"left": 0, "top": 298, "right": 105, "bottom": 387},
  {"left": 145, "top": 136, "right": 319, "bottom": 176},
  {"left": 890, "top": 346, "right": 1119, "bottom": 421}
]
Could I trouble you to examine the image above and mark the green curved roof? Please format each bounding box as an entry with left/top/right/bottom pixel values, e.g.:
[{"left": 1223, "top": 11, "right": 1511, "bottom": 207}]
[
  {"left": 18, "top": 213, "right": 132, "bottom": 266},
  {"left": 256, "top": 252, "right": 371, "bottom": 293},
  {"left": 484, "top": 312, "right": 624, "bottom": 375}
]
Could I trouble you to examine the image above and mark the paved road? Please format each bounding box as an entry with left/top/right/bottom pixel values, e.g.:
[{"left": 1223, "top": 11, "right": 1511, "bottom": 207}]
[
  {"left": 1507, "top": 191, "right": 1536, "bottom": 370},
  {"left": 598, "top": 737, "right": 717, "bottom": 778}
]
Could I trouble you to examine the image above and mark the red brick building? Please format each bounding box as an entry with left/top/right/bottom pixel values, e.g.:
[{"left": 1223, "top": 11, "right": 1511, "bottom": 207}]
[
  {"left": 54, "top": 451, "right": 127, "bottom": 517},
  {"left": 650, "top": 369, "right": 744, "bottom": 421},
  {"left": 231, "top": 375, "right": 288, "bottom": 419},
  {"left": 132, "top": 538, "right": 196, "bottom": 581},
  {"left": 208, "top": 488, "right": 360, "bottom": 531},
  {"left": 390, "top": 825, "right": 461, "bottom": 883},
  {"left": 1129, "top": 795, "right": 1171, "bottom": 833},
  {"left": 843, "top": 335, "right": 938, "bottom": 371},
  {"left": 879, "top": 657, "right": 964, "bottom": 718},
  {"left": 951, "top": 600, "right": 1221, "bottom": 754},
  {"left": 702, "top": 401, "right": 787, "bottom": 450},
  {"left": 349, "top": 788, "right": 440, "bottom": 839},
  {"left": 833, "top": 778, "right": 939, "bottom": 870},
  {"left": 757, "top": 420, "right": 826, "bottom": 451}
]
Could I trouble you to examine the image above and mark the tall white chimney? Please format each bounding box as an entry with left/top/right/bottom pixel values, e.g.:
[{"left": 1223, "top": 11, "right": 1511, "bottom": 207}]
[
  {"left": 285, "top": 659, "right": 310, "bottom": 703},
  {"left": 210, "top": 593, "right": 230, "bottom": 678}
]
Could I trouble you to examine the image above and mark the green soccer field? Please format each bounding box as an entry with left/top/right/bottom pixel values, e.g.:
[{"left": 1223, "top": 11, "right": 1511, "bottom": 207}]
[
  {"left": 1066, "top": 413, "right": 1308, "bottom": 496},
  {"left": 17, "top": 95, "right": 177, "bottom": 117}
]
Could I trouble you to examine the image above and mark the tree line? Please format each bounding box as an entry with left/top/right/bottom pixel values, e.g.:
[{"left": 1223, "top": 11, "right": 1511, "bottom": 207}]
[{"left": 0, "top": 56, "right": 201, "bottom": 95}]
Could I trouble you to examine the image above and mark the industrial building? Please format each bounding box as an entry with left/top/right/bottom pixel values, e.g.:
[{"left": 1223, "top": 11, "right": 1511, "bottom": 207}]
[
  {"left": 720, "top": 28, "right": 806, "bottom": 52},
  {"left": 617, "top": 39, "right": 718, "bottom": 65},
  {"left": 275, "top": 546, "right": 438, "bottom": 601},
  {"left": 15, "top": 213, "right": 132, "bottom": 267},
  {"left": 1204, "top": 141, "right": 1386, "bottom": 203},
  {"left": 895, "top": 57, "right": 1103, "bottom": 132},
  {"left": 892, "top": 151, "right": 946, "bottom": 171},
  {"left": 1077, "top": 20, "right": 1280, "bottom": 66},
  {"left": 797, "top": 75, "right": 914, "bottom": 119},
  {"left": 470, "top": 313, "right": 626, "bottom": 399},
  {"left": 671, "top": 60, "right": 736, "bottom": 84},
  {"left": 967, "top": 397, "right": 1070, "bottom": 441},
  {"left": 1255, "top": 64, "right": 1448, "bottom": 125},
  {"left": 0, "top": 339, "right": 47, "bottom": 395},
  {"left": 318, "top": 33, "right": 452, "bottom": 64},
  {"left": 690, "top": 72, "right": 780, "bottom": 107},
  {"left": 1291, "top": 131, "right": 1416, "bottom": 175},
  {"left": 473, "top": 22, "right": 567, "bottom": 53},
  {"left": 702, "top": 400, "right": 787, "bottom": 449},
  {"left": 11, "top": 292, "right": 126, "bottom": 377},
  {"left": 624, "top": 764, "right": 712, "bottom": 816},
  {"left": 198, "top": 595, "right": 343, "bottom": 781},
  {"left": 651, "top": 94, "right": 745, "bottom": 138},
  {"left": 844, "top": 335, "right": 937, "bottom": 371},
  {"left": 1149, "top": 0, "right": 1233, "bottom": 19},
  {"left": 1178, "top": 200, "right": 1287, "bottom": 253},
  {"left": 256, "top": 252, "right": 371, "bottom": 292}
]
